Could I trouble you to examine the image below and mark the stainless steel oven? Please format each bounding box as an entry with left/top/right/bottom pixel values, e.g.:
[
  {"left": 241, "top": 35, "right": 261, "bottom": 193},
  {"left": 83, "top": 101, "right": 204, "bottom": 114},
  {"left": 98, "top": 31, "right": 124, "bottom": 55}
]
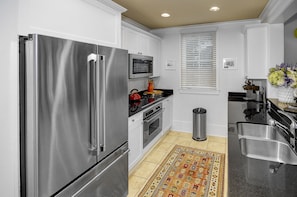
[{"left": 143, "top": 103, "right": 163, "bottom": 148}]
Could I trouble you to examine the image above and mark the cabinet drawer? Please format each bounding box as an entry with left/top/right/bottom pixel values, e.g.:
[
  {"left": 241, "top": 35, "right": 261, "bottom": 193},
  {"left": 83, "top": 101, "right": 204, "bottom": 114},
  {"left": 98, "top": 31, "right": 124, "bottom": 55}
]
[{"left": 129, "top": 112, "right": 143, "bottom": 127}]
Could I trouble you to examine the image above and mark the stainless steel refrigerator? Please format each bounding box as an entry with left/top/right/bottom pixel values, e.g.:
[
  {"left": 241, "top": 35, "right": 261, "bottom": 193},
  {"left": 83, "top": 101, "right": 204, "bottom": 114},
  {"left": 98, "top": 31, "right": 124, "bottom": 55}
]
[{"left": 19, "top": 34, "right": 129, "bottom": 197}]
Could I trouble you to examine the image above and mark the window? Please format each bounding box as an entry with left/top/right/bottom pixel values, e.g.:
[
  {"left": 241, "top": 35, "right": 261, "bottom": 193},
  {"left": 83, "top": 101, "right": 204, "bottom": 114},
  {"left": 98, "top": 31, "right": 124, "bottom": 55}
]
[{"left": 181, "top": 31, "right": 217, "bottom": 92}]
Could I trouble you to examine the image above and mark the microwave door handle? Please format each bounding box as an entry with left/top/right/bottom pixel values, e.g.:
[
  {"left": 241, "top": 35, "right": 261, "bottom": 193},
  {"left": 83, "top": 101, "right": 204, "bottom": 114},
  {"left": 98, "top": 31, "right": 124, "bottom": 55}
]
[
  {"left": 87, "top": 53, "right": 98, "bottom": 154},
  {"left": 98, "top": 55, "right": 106, "bottom": 153}
]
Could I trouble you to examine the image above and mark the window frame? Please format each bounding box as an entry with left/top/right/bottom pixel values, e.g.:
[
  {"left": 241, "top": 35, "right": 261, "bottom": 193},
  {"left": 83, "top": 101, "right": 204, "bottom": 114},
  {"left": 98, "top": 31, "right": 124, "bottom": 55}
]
[{"left": 179, "top": 30, "right": 219, "bottom": 95}]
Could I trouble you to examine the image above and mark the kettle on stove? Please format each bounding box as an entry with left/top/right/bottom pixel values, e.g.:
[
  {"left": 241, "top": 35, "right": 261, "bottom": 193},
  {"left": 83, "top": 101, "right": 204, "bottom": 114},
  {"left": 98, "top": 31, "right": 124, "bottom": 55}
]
[{"left": 129, "top": 89, "right": 141, "bottom": 101}]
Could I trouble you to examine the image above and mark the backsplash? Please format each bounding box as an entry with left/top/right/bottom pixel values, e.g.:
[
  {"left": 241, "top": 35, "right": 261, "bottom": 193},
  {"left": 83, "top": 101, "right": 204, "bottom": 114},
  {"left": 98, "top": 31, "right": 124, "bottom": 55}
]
[
  {"left": 128, "top": 77, "right": 160, "bottom": 94},
  {"left": 248, "top": 79, "right": 267, "bottom": 92},
  {"left": 244, "top": 78, "right": 267, "bottom": 101}
]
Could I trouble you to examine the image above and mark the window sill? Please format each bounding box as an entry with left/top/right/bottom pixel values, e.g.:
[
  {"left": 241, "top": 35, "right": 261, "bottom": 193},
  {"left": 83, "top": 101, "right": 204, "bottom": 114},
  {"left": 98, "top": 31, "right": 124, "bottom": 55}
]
[{"left": 179, "top": 88, "right": 220, "bottom": 95}]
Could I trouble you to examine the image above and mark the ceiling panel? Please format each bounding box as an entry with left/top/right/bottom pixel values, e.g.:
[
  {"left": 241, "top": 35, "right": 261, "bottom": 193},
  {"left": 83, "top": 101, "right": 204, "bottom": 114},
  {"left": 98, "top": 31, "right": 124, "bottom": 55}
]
[{"left": 113, "top": 0, "right": 269, "bottom": 29}]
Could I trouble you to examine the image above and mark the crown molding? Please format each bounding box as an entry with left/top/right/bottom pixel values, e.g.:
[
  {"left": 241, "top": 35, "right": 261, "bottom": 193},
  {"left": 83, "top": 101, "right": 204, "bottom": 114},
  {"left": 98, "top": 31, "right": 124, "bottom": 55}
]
[
  {"left": 122, "top": 20, "right": 161, "bottom": 39},
  {"left": 151, "top": 19, "right": 261, "bottom": 36},
  {"left": 83, "top": 0, "right": 127, "bottom": 14},
  {"left": 260, "top": 0, "right": 294, "bottom": 23},
  {"left": 122, "top": 16, "right": 151, "bottom": 32}
]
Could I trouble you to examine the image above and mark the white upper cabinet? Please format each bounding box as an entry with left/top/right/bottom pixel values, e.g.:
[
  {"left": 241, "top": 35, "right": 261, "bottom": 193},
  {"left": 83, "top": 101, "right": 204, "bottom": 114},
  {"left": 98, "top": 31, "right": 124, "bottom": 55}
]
[
  {"left": 148, "top": 36, "right": 161, "bottom": 77},
  {"left": 122, "top": 22, "right": 161, "bottom": 77},
  {"left": 244, "top": 23, "right": 284, "bottom": 79},
  {"left": 244, "top": 24, "right": 268, "bottom": 79},
  {"left": 122, "top": 27, "right": 150, "bottom": 55}
]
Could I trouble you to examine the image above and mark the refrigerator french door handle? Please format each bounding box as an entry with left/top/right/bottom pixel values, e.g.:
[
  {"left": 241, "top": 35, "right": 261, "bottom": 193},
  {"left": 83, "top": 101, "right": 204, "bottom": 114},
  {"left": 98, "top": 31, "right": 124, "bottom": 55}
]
[
  {"left": 87, "top": 53, "right": 98, "bottom": 154},
  {"left": 98, "top": 55, "right": 106, "bottom": 153}
]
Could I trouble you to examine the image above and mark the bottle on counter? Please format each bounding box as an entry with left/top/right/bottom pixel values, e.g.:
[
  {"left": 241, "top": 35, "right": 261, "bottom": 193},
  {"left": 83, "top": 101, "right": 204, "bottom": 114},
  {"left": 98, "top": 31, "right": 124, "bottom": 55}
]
[{"left": 148, "top": 79, "right": 154, "bottom": 92}]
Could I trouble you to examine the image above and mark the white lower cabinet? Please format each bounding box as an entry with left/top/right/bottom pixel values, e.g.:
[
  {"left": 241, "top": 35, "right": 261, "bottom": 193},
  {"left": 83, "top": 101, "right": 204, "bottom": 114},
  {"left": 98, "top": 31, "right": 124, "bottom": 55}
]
[
  {"left": 128, "top": 112, "right": 143, "bottom": 170},
  {"left": 128, "top": 96, "right": 173, "bottom": 171},
  {"left": 162, "top": 96, "right": 173, "bottom": 134}
]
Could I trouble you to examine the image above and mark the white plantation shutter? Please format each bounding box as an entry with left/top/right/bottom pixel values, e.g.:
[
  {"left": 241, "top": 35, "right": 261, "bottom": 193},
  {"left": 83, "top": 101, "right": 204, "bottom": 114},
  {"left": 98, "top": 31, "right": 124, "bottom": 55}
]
[{"left": 181, "top": 32, "right": 217, "bottom": 90}]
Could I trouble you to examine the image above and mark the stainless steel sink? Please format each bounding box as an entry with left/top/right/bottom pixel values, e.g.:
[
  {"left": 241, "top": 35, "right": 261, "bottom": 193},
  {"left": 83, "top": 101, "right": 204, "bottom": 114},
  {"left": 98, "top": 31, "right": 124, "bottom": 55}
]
[
  {"left": 237, "top": 122, "right": 284, "bottom": 141},
  {"left": 237, "top": 122, "right": 297, "bottom": 165}
]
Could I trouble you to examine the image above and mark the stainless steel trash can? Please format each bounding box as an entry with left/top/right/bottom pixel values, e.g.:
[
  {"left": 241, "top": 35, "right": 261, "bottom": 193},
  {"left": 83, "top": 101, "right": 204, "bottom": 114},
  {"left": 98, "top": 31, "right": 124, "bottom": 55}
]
[{"left": 192, "top": 108, "right": 207, "bottom": 141}]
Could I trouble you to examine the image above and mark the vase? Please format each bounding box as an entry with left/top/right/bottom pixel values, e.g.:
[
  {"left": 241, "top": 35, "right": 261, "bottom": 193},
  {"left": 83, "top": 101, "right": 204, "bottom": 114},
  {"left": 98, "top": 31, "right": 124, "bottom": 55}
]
[{"left": 278, "top": 86, "right": 295, "bottom": 103}]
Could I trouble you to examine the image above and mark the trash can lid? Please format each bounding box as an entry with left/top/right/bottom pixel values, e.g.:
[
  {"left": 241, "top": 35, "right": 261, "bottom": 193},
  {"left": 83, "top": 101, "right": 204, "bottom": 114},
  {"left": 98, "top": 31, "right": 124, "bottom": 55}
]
[{"left": 193, "top": 108, "right": 206, "bottom": 113}]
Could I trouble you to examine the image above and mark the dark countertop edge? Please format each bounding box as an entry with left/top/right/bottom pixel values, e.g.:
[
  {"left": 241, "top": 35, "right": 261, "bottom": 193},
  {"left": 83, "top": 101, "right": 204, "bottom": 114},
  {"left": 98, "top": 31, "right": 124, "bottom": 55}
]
[
  {"left": 228, "top": 91, "right": 266, "bottom": 102},
  {"left": 228, "top": 91, "right": 246, "bottom": 97},
  {"left": 228, "top": 91, "right": 246, "bottom": 101}
]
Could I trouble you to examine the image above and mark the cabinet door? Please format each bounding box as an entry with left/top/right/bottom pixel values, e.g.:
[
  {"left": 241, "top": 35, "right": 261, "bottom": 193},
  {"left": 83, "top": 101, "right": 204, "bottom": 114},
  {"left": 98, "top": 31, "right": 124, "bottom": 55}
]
[
  {"left": 245, "top": 24, "right": 268, "bottom": 79},
  {"left": 122, "top": 27, "right": 149, "bottom": 55},
  {"left": 149, "top": 36, "right": 161, "bottom": 77},
  {"left": 122, "top": 27, "right": 140, "bottom": 54},
  {"left": 128, "top": 113, "right": 143, "bottom": 170},
  {"left": 162, "top": 96, "right": 173, "bottom": 134},
  {"left": 122, "top": 25, "right": 162, "bottom": 77}
]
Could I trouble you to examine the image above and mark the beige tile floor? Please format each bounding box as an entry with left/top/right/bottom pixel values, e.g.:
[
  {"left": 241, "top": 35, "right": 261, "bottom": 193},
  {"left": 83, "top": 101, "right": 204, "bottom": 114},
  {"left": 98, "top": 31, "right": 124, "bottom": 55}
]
[{"left": 128, "top": 130, "right": 228, "bottom": 197}]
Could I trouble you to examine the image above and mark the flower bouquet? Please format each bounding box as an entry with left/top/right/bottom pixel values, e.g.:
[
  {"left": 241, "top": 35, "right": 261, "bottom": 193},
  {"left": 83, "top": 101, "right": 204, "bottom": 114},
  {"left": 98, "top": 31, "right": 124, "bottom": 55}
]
[
  {"left": 268, "top": 63, "right": 297, "bottom": 88},
  {"left": 268, "top": 63, "right": 297, "bottom": 103}
]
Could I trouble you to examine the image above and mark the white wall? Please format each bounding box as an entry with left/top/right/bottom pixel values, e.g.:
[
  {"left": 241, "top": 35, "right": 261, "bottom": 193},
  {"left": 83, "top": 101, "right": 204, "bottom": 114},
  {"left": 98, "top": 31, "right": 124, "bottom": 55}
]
[
  {"left": 128, "top": 77, "right": 161, "bottom": 94},
  {"left": 284, "top": 13, "right": 297, "bottom": 64},
  {"left": 153, "top": 21, "right": 284, "bottom": 137},
  {"left": 128, "top": 78, "right": 149, "bottom": 93},
  {"left": 152, "top": 21, "right": 262, "bottom": 137},
  {"left": 0, "top": 1, "right": 20, "bottom": 196}
]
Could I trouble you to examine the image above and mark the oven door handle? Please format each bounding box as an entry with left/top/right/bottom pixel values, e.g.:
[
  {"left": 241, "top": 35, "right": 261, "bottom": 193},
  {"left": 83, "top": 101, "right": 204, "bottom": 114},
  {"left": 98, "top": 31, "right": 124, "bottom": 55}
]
[{"left": 143, "top": 110, "right": 163, "bottom": 123}]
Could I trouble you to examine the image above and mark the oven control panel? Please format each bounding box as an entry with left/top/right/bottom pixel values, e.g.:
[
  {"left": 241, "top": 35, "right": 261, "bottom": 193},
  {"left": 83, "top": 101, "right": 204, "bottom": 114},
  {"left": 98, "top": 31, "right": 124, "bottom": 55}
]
[{"left": 143, "top": 103, "right": 162, "bottom": 119}]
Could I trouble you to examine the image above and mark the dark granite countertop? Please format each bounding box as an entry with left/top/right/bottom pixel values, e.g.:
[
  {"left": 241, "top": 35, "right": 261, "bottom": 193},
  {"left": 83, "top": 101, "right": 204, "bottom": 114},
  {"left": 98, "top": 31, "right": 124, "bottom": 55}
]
[
  {"left": 129, "top": 89, "right": 173, "bottom": 117},
  {"left": 269, "top": 98, "right": 297, "bottom": 114},
  {"left": 228, "top": 93, "right": 297, "bottom": 197}
]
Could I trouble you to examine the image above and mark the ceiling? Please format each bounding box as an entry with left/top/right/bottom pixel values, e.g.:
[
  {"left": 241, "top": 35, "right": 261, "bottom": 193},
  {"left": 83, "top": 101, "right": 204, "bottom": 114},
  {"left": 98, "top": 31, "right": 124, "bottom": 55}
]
[{"left": 112, "top": 0, "right": 269, "bottom": 29}]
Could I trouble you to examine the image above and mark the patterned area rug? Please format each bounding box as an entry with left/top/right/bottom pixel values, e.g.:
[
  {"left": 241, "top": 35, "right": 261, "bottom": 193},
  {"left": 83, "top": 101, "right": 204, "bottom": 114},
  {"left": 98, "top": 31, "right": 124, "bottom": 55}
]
[{"left": 138, "top": 145, "right": 225, "bottom": 197}]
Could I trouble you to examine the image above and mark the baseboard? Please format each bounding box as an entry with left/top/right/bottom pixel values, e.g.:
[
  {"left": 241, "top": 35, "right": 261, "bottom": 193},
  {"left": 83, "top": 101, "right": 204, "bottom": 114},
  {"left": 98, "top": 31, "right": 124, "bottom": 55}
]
[{"left": 172, "top": 120, "right": 227, "bottom": 137}]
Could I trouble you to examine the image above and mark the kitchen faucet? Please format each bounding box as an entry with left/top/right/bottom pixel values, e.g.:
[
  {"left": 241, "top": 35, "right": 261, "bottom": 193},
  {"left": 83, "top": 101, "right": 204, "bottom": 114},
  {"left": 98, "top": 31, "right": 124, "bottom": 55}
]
[
  {"left": 266, "top": 100, "right": 271, "bottom": 112},
  {"left": 277, "top": 110, "right": 297, "bottom": 147},
  {"left": 269, "top": 118, "right": 295, "bottom": 147}
]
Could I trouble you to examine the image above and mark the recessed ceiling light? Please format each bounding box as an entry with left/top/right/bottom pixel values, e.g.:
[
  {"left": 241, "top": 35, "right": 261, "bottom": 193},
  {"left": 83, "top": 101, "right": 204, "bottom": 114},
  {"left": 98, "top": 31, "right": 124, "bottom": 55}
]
[
  {"left": 209, "top": 6, "right": 220, "bottom": 12},
  {"left": 161, "top": 13, "right": 170, "bottom": 17}
]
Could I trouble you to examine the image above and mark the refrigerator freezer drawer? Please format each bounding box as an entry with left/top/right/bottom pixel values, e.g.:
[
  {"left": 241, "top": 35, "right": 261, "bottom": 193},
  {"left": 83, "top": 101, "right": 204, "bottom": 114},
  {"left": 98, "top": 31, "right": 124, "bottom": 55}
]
[{"left": 56, "top": 143, "right": 129, "bottom": 197}]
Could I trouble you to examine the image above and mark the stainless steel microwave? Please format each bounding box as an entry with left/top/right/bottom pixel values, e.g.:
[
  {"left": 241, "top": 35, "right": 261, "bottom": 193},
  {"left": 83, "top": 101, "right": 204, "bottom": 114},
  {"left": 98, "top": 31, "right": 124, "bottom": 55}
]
[{"left": 129, "top": 53, "right": 153, "bottom": 79}]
